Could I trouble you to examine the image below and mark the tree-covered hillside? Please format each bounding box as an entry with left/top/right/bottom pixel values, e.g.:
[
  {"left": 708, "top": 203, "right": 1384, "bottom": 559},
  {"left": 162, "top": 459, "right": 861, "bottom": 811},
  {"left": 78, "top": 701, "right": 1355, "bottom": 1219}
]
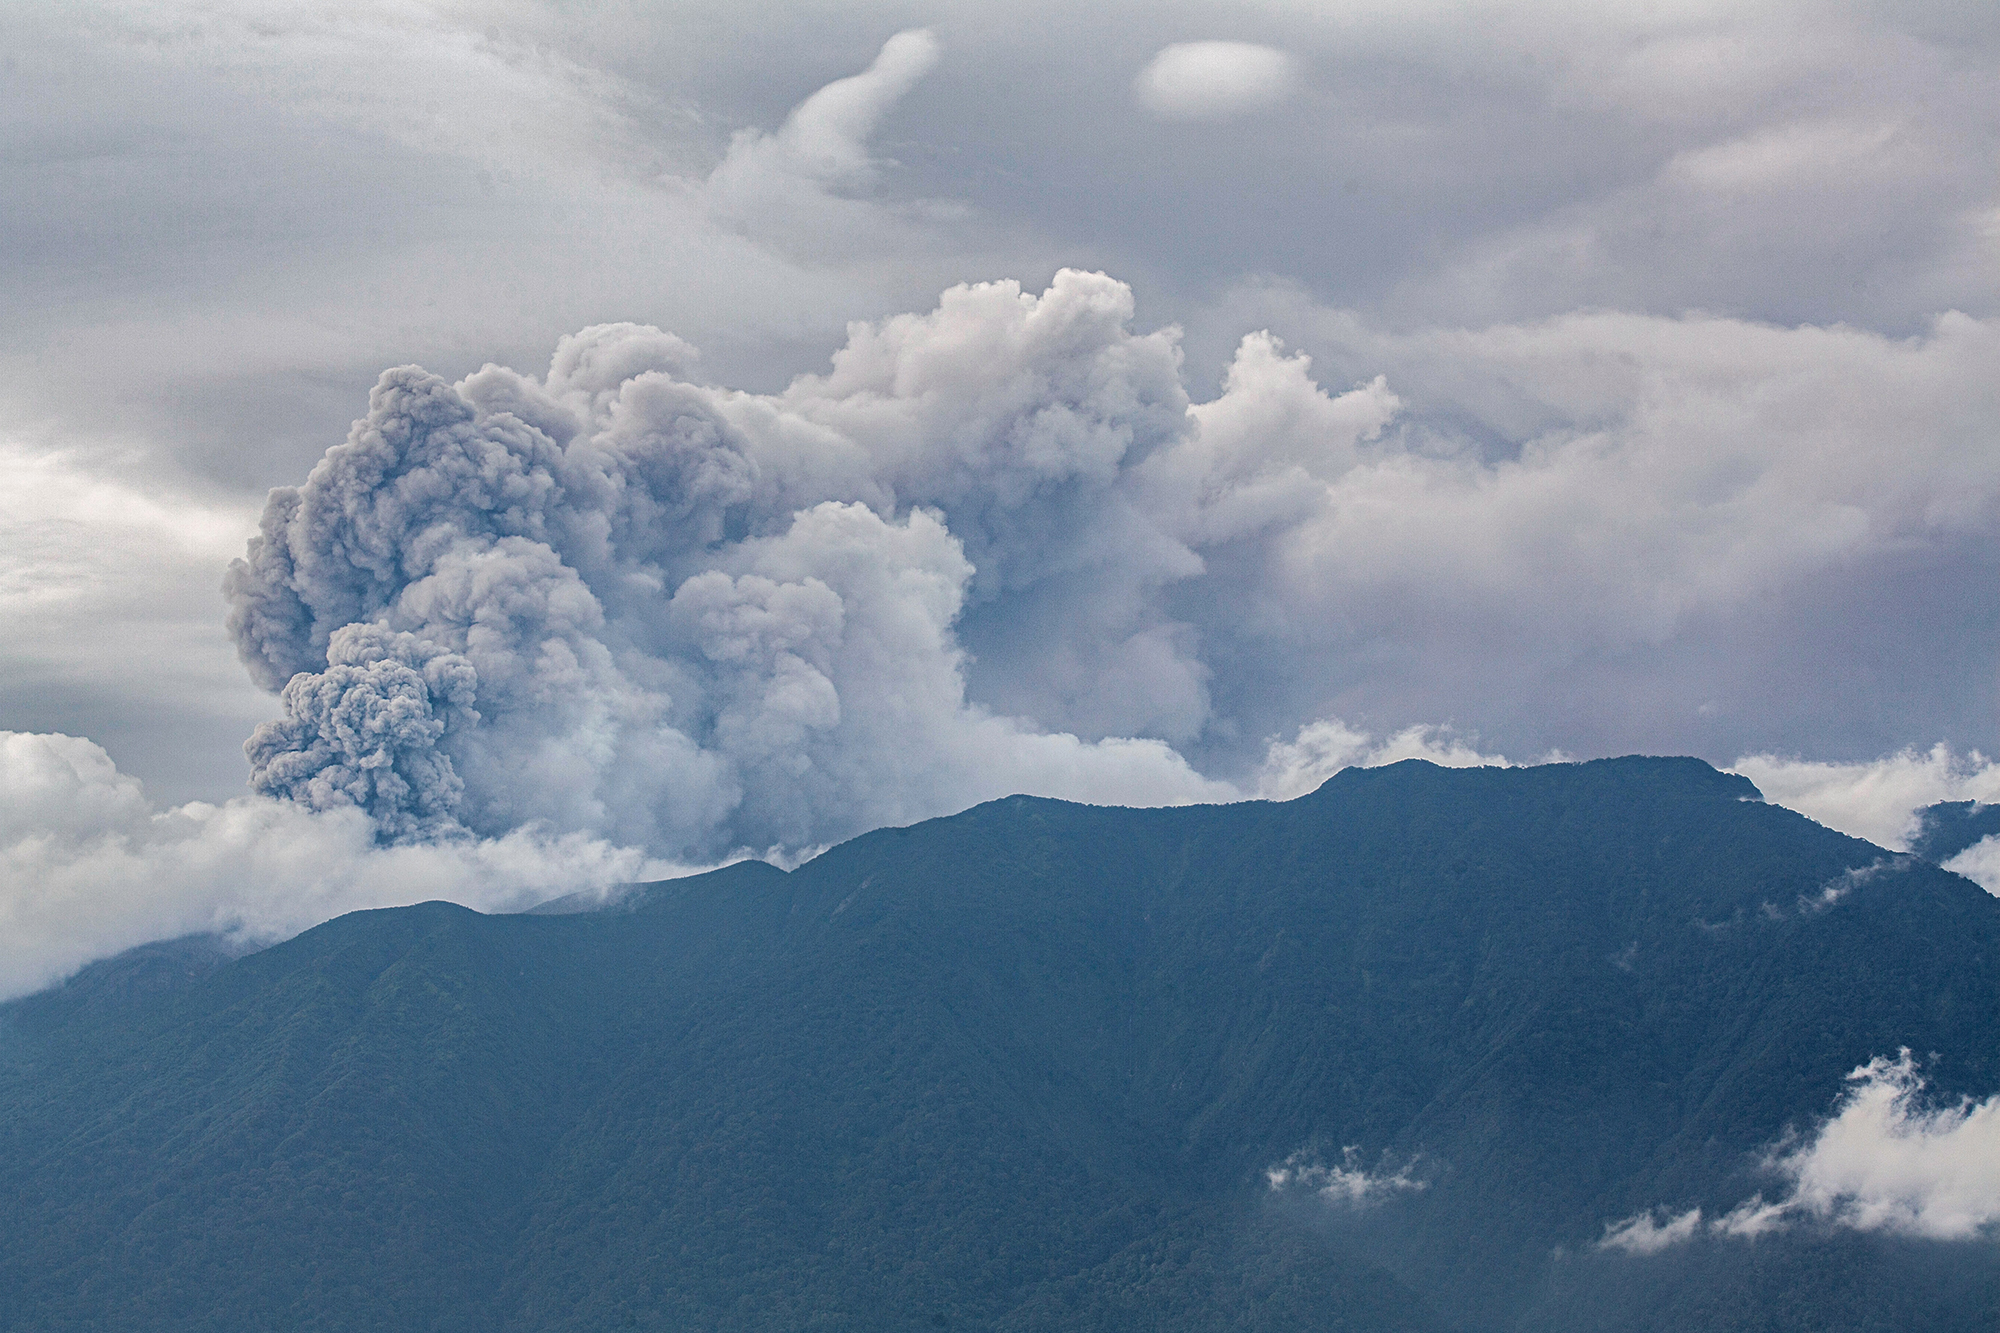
[{"left": 2, "top": 758, "right": 1996, "bottom": 1331}]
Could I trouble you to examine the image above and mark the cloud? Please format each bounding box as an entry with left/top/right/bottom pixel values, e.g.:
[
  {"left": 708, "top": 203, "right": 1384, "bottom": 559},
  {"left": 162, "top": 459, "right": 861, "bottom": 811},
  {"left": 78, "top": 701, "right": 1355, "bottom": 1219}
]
[
  {"left": 0, "top": 439, "right": 273, "bottom": 803},
  {"left": 1256, "top": 718, "right": 1509, "bottom": 801},
  {"left": 703, "top": 29, "right": 949, "bottom": 248},
  {"left": 1941, "top": 836, "right": 2000, "bottom": 896},
  {"left": 0, "top": 704, "right": 1494, "bottom": 995},
  {"left": 222, "top": 277, "right": 1234, "bottom": 861},
  {"left": 1598, "top": 1207, "right": 1704, "bottom": 1255},
  {"left": 1134, "top": 41, "right": 1297, "bottom": 121},
  {"left": 1182, "top": 294, "right": 2000, "bottom": 766},
  {"left": 212, "top": 265, "right": 2000, "bottom": 865},
  {"left": 1267, "top": 1147, "right": 1427, "bottom": 1207},
  {"left": 0, "top": 730, "right": 681, "bottom": 1002},
  {"left": 757, "top": 29, "right": 941, "bottom": 189},
  {"left": 1601, "top": 1052, "right": 2000, "bottom": 1252},
  {"left": 1773, "top": 1052, "right": 2000, "bottom": 1239},
  {"left": 1731, "top": 745, "right": 2000, "bottom": 853}
]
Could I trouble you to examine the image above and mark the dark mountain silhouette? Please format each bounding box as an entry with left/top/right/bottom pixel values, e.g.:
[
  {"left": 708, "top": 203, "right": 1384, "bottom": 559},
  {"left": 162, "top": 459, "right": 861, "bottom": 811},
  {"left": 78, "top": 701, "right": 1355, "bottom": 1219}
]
[{"left": 2, "top": 757, "right": 1996, "bottom": 1331}]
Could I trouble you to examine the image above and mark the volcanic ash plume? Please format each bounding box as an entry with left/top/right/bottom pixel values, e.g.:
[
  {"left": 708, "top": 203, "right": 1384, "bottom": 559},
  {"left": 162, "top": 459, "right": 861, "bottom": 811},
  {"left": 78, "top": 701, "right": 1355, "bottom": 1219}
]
[{"left": 223, "top": 273, "right": 1249, "bottom": 860}]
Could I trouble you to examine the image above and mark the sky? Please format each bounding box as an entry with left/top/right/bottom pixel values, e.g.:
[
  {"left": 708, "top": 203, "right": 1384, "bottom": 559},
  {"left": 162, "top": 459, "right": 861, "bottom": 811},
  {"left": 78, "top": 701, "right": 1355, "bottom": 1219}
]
[{"left": 3, "top": 0, "right": 2000, "bottom": 994}]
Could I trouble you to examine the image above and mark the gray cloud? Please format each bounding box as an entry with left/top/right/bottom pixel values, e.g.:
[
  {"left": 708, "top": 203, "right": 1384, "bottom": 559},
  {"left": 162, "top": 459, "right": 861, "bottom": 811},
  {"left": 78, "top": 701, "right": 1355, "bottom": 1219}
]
[
  {"left": 223, "top": 275, "right": 1234, "bottom": 858},
  {"left": 215, "top": 263, "right": 2000, "bottom": 862}
]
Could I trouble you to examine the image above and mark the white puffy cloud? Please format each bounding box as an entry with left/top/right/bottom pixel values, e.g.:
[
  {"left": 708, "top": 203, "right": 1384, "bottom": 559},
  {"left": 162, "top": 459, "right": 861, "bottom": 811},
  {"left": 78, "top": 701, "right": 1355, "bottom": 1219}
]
[
  {"left": 1941, "top": 837, "right": 2000, "bottom": 896},
  {"left": 1604, "top": 1052, "right": 2000, "bottom": 1251},
  {"left": 722, "top": 29, "right": 941, "bottom": 191},
  {"left": 1772, "top": 1052, "right": 2000, "bottom": 1240},
  {"left": 703, "top": 29, "right": 951, "bottom": 250},
  {"left": 0, "top": 730, "right": 680, "bottom": 1002},
  {"left": 1133, "top": 41, "right": 1298, "bottom": 121},
  {"left": 1731, "top": 745, "right": 2000, "bottom": 852}
]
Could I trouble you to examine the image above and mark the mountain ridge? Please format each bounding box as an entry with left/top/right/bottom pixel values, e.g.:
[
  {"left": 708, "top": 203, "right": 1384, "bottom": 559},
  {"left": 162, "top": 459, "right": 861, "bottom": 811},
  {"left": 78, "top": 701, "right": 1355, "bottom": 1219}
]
[{"left": 3, "top": 757, "right": 1996, "bottom": 1331}]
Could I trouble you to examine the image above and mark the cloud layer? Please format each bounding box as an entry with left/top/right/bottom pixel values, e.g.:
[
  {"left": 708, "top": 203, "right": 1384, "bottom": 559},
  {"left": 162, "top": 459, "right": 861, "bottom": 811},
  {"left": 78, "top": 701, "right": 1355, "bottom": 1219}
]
[{"left": 0, "top": 730, "right": 674, "bottom": 1000}]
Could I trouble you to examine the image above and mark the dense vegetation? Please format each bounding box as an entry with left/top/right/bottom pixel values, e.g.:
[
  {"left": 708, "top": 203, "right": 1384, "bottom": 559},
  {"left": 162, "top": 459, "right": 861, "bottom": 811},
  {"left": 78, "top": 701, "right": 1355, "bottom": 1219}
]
[{"left": 2, "top": 757, "right": 1996, "bottom": 1331}]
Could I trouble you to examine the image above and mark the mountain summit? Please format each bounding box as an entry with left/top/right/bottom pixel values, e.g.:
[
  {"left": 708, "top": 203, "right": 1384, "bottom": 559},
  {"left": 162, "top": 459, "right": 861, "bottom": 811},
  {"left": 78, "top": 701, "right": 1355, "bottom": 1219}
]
[{"left": 3, "top": 758, "right": 1995, "bottom": 1331}]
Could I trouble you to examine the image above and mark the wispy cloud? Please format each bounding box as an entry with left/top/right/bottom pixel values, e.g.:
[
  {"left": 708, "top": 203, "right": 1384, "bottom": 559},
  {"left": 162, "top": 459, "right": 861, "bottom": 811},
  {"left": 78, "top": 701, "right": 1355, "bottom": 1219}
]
[{"left": 1598, "top": 1206, "right": 1703, "bottom": 1255}]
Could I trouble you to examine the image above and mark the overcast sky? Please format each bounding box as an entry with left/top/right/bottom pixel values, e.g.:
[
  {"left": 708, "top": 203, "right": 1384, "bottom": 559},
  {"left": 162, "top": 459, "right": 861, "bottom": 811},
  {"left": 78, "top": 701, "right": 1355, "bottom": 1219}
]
[{"left": 3, "top": 0, "right": 2000, "bottom": 991}]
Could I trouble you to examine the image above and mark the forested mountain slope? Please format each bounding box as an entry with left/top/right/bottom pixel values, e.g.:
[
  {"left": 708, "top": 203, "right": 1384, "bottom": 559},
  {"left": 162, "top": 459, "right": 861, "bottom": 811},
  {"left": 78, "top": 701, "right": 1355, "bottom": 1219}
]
[{"left": 3, "top": 758, "right": 1996, "bottom": 1331}]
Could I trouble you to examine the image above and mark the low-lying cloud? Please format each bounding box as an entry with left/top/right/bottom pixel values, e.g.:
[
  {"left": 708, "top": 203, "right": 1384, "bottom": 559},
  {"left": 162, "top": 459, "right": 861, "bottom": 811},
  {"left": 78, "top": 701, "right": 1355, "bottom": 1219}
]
[
  {"left": 1598, "top": 1206, "right": 1705, "bottom": 1256},
  {"left": 1267, "top": 1147, "right": 1427, "bottom": 1207},
  {"left": 0, "top": 730, "right": 680, "bottom": 1001},
  {"left": 1599, "top": 1052, "right": 2000, "bottom": 1253},
  {"left": 1729, "top": 746, "right": 2000, "bottom": 893},
  {"left": 0, "top": 715, "right": 1489, "bottom": 1001},
  {"left": 1772, "top": 1051, "right": 2000, "bottom": 1239}
]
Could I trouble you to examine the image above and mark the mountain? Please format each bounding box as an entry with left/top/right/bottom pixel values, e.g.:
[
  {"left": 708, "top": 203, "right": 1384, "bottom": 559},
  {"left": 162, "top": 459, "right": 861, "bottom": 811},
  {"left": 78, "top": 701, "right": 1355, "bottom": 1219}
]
[
  {"left": 1912, "top": 799, "right": 2000, "bottom": 864},
  {"left": 2, "top": 757, "right": 1996, "bottom": 1331}
]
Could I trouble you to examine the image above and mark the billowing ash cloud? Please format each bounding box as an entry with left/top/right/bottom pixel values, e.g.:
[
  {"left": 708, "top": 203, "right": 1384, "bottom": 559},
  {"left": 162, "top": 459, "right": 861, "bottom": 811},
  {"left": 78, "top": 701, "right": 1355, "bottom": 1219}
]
[
  {"left": 224, "top": 272, "right": 1241, "bottom": 860},
  {"left": 219, "top": 260, "right": 2000, "bottom": 865}
]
